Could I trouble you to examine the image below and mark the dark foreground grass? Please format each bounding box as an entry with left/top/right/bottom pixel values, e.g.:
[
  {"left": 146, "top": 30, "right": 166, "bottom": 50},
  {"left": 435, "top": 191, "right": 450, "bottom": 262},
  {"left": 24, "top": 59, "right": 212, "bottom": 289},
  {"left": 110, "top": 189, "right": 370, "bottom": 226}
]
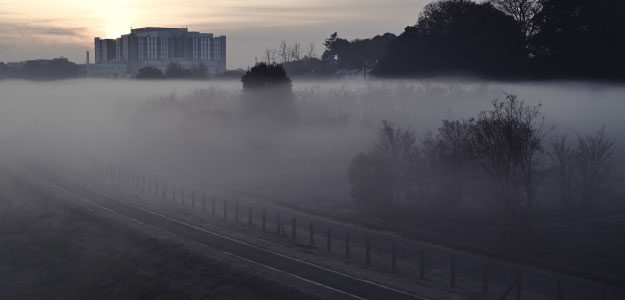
[{"left": 0, "top": 170, "right": 334, "bottom": 300}]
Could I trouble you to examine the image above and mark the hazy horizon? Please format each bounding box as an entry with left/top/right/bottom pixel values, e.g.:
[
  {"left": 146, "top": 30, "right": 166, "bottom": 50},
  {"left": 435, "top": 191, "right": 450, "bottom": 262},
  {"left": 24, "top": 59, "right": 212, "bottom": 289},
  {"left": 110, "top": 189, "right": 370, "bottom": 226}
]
[{"left": 0, "top": 0, "right": 427, "bottom": 69}]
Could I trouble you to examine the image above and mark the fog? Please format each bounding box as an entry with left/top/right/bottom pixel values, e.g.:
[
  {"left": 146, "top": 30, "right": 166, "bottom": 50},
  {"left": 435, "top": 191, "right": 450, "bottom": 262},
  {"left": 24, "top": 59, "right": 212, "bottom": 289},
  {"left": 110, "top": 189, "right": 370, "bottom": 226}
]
[{"left": 1, "top": 78, "right": 624, "bottom": 209}]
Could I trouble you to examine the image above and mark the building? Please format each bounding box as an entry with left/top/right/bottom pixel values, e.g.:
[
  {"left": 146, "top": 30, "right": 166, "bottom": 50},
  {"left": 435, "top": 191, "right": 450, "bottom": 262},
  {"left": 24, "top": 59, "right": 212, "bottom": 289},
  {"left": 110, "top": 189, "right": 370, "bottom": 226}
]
[{"left": 88, "top": 27, "right": 226, "bottom": 78}]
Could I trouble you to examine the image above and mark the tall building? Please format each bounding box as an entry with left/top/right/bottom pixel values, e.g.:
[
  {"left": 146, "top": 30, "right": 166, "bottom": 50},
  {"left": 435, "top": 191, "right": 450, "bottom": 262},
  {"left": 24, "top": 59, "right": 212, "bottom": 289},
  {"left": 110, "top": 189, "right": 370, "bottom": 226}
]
[{"left": 88, "top": 27, "right": 226, "bottom": 78}]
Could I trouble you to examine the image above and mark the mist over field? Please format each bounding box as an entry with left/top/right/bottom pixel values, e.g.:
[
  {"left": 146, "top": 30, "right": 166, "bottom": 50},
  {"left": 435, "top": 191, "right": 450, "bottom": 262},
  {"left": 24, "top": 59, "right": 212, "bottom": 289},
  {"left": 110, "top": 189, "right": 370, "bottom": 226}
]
[{"left": 1, "top": 78, "right": 623, "bottom": 208}]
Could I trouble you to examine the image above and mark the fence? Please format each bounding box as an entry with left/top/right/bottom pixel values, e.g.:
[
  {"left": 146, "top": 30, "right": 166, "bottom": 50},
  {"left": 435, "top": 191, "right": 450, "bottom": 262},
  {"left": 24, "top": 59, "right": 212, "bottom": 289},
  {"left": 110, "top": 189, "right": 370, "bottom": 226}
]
[{"left": 94, "top": 159, "right": 621, "bottom": 300}]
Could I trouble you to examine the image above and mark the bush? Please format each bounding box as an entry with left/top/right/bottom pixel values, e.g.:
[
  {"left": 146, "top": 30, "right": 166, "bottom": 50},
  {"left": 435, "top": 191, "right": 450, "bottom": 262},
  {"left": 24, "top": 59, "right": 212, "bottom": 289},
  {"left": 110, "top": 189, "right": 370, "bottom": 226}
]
[
  {"left": 240, "top": 63, "right": 294, "bottom": 121},
  {"left": 136, "top": 66, "right": 165, "bottom": 79}
]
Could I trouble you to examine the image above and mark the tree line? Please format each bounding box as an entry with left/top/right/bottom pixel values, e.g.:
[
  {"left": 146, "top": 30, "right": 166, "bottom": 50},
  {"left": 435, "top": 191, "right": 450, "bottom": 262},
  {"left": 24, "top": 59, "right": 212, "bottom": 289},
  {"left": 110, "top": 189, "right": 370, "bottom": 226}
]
[
  {"left": 348, "top": 95, "right": 617, "bottom": 245},
  {"left": 136, "top": 62, "right": 209, "bottom": 79},
  {"left": 318, "top": 0, "right": 625, "bottom": 80},
  {"left": 0, "top": 58, "right": 82, "bottom": 80}
]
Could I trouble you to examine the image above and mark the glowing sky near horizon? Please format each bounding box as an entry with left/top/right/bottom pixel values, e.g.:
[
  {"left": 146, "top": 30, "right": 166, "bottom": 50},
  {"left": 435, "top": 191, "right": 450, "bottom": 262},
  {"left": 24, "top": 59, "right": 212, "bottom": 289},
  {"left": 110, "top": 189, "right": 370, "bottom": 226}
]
[{"left": 0, "top": 0, "right": 427, "bottom": 68}]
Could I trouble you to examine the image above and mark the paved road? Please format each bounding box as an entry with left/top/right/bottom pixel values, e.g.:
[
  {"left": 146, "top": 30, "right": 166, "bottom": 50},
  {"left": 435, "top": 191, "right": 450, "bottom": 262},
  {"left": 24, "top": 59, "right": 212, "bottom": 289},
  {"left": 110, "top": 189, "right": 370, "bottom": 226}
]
[{"left": 28, "top": 164, "right": 427, "bottom": 300}]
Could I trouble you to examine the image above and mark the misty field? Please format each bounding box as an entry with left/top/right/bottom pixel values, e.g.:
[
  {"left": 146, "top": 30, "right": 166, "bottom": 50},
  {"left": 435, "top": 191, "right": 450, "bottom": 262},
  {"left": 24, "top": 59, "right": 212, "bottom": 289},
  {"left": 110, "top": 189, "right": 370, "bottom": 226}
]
[{"left": 1, "top": 78, "right": 625, "bottom": 289}]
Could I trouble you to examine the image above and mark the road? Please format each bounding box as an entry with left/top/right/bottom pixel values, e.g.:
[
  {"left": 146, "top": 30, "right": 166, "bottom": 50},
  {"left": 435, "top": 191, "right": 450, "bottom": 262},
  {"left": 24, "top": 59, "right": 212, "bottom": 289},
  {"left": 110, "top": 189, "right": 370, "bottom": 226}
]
[{"left": 26, "top": 163, "right": 427, "bottom": 300}]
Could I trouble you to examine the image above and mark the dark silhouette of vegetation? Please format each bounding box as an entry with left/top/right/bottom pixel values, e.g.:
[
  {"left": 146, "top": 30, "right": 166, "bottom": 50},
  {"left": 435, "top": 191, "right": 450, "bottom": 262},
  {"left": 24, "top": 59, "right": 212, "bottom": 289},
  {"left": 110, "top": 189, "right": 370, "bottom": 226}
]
[
  {"left": 347, "top": 121, "right": 417, "bottom": 220},
  {"left": 322, "top": 32, "right": 396, "bottom": 71},
  {"left": 136, "top": 66, "right": 165, "bottom": 79},
  {"left": 240, "top": 63, "right": 294, "bottom": 120},
  {"left": 575, "top": 127, "right": 617, "bottom": 214},
  {"left": 315, "top": 0, "right": 625, "bottom": 80},
  {"left": 375, "top": 0, "right": 523, "bottom": 78},
  {"left": 165, "top": 62, "right": 190, "bottom": 78},
  {"left": 531, "top": 0, "right": 625, "bottom": 79},
  {"left": 0, "top": 58, "right": 82, "bottom": 80},
  {"left": 165, "top": 62, "right": 208, "bottom": 79}
]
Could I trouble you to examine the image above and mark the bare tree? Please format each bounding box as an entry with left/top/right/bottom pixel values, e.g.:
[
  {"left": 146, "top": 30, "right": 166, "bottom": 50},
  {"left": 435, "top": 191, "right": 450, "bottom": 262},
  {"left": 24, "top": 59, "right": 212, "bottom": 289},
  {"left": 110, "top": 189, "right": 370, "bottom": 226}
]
[
  {"left": 306, "top": 42, "right": 316, "bottom": 59},
  {"left": 471, "top": 94, "right": 543, "bottom": 215},
  {"left": 372, "top": 120, "right": 418, "bottom": 209},
  {"left": 548, "top": 135, "right": 576, "bottom": 210},
  {"left": 290, "top": 42, "right": 302, "bottom": 61},
  {"left": 278, "top": 41, "right": 291, "bottom": 63},
  {"left": 422, "top": 119, "right": 475, "bottom": 209},
  {"left": 490, "top": 0, "right": 541, "bottom": 51},
  {"left": 264, "top": 48, "right": 277, "bottom": 65},
  {"left": 575, "top": 127, "right": 617, "bottom": 213}
]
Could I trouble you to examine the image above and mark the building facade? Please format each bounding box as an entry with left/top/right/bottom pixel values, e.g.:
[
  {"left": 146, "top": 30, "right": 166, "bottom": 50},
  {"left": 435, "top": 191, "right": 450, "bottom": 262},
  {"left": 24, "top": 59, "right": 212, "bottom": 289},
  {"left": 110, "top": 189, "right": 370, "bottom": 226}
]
[{"left": 88, "top": 27, "right": 226, "bottom": 78}]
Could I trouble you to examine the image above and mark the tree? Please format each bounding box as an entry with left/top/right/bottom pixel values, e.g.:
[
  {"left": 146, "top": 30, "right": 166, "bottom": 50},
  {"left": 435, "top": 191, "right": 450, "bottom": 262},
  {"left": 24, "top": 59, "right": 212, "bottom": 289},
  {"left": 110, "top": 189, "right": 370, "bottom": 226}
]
[
  {"left": 322, "top": 32, "right": 395, "bottom": 70},
  {"left": 471, "top": 94, "right": 543, "bottom": 215},
  {"left": 371, "top": 120, "right": 418, "bottom": 209},
  {"left": 575, "top": 127, "right": 617, "bottom": 213},
  {"left": 348, "top": 121, "right": 418, "bottom": 219},
  {"left": 532, "top": 0, "right": 625, "bottom": 79},
  {"left": 490, "top": 0, "right": 541, "bottom": 51},
  {"left": 264, "top": 48, "right": 277, "bottom": 65},
  {"left": 240, "top": 63, "right": 294, "bottom": 120},
  {"left": 375, "top": 0, "right": 523, "bottom": 77},
  {"left": 189, "top": 63, "right": 208, "bottom": 78},
  {"left": 165, "top": 62, "right": 190, "bottom": 78},
  {"left": 278, "top": 41, "right": 291, "bottom": 64},
  {"left": 547, "top": 135, "right": 576, "bottom": 210},
  {"left": 306, "top": 43, "right": 316, "bottom": 59},
  {"left": 136, "top": 66, "right": 164, "bottom": 79},
  {"left": 422, "top": 119, "right": 475, "bottom": 209},
  {"left": 290, "top": 42, "right": 302, "bottom": 61}
]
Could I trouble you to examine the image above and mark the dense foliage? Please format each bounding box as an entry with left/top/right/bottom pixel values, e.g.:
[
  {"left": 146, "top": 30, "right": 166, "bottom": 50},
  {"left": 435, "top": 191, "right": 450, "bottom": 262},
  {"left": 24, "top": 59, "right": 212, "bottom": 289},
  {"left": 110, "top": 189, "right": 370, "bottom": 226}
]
[{"left": 320, "top": 0, "right": 625, "bottom": 80}]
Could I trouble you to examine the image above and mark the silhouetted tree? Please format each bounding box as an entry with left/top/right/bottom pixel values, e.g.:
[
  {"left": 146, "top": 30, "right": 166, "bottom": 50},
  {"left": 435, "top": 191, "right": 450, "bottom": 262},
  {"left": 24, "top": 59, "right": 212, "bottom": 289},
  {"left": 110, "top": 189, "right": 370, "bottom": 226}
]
[
  {"left": 136, "top": 66, "right": 165, "bottom": 79},
  {"left": 375, "top": 0, "right": 523, "bottom": 78},
  {"left": 322, "top": 32, "right": 396, "bottom": 70},
  {"left": 373, "top": 121, "right": 419, "bottom": 209},
  {"left": 575, "top": 127, "right": 617, "bottom": 213},
  {"left": 189, "top": 63, "right": 208, "bottom": 78},
  {"left": 422, "top": 119, "right": 475, "bottom": 209},
  {"left": 240, "top": 63, "right": 294, "bottom": 120},
  {"left": 548, "top": 135, "right": 576, "bottom": 210},
  {"left": 165, "top": 62, "right": 190, "bottom": 78},
  {"left": 348, "top": 121, "right": 418, "bottom": 219},
  {"left": 532, "top": 0, "right": 625, "bottom": 79},
  {"left": 471, "top": 94, "right": 543, "bottom": 215}
]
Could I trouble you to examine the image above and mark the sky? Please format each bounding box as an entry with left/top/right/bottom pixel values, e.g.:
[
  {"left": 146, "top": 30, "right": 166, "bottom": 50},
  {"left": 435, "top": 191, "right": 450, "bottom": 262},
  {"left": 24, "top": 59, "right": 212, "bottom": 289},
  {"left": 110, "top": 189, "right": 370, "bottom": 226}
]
[{"left": 0, "top": 0, "right": 428, "bottom": 69}]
